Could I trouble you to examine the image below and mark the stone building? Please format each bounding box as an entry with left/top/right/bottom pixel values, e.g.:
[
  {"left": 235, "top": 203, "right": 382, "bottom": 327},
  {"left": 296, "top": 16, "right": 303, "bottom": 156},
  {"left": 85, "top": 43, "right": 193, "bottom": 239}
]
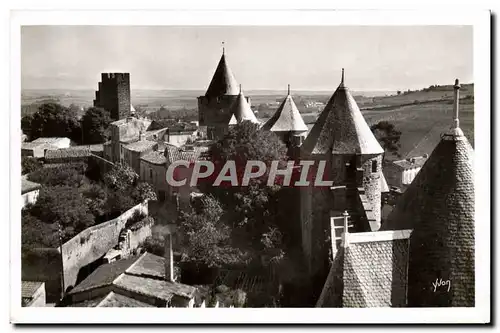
[
  {"left": 21, "top": 176, "right": 41, "bottom": 209},
  {"left": 299, "top": 70, "right": 385, "bottom": 292},
  {"left": 65, "top": 235, "right": 204, "bottom": 308},
  {"left": 261, "top": 85, "right": 308, "bottom": 147},
  {"left": 317, "top": 79, "right": 474, "bottom": 307},
  {"left": 21, "top": 137, "right": 72, "bottom": 158},
  {"left": 198, "top": 49, "right": 251, "bottom": 140},
  {"left": 93, "top": 73, "right": 131, "bottom": 121},
  {"left": 388, "top": 154, "right": 429, "bottom": 191}
]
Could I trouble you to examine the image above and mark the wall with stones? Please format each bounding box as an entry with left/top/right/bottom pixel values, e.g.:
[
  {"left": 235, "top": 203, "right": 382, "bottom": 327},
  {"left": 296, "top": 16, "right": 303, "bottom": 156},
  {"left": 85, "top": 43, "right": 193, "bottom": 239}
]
[
  {"left": 94, "top": 73, "right": 131, "bottom": 121},
  {"left": 360, "top": 154, "right": 382, "bottom": 227}
]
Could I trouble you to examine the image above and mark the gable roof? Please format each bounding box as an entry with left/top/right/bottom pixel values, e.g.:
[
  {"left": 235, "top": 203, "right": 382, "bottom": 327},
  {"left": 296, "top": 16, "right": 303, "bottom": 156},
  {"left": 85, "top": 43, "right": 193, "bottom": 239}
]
[
  {"left": 261, "top": 90, "right": 308, "bottom": 133},
  {"left": 205, "top": 53, "right": 239, "bottom": 97},
  {"left": 301, "top": 71, "right": 383, "bottom": 156},
  {"left": 229, "top": 90, "right": 259, "bottom": 124},
  {"left": 21, "top": 177, "right": 41, "bottom": 194},
  {"left": 22, "top": 281, "right": 44, "bottom": 298}
]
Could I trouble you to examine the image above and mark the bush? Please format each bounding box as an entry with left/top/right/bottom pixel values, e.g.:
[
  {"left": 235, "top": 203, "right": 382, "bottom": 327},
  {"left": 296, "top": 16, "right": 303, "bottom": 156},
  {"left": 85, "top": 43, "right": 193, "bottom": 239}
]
[
  {"left": 21, "top": 157, "right": 43, "bottom": 175},
  {"left": 28, "top": 163, "right": 86, "bottom": 187}
]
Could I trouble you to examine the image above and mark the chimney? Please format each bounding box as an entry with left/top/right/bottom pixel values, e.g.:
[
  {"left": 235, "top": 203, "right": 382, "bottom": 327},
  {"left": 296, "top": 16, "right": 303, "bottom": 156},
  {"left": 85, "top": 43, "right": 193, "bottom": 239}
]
[{"left": 164, "top": 233, "right": 174, "bottom": 282}]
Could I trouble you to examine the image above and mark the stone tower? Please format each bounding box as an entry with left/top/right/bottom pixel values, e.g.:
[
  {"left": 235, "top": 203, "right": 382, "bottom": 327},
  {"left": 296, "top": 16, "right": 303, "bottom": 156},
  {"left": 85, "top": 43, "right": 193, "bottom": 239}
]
[
  {"left": 384, "top": 79, "right": 474, "bottom": 307},
  {"left": 197, "top": 48, "right": 251, "bottom": 139},
  {"left": 299, "top": 69, "right": 384, "bottom": 286},
  {"left": 93, "top": 73, "right": 131, "bottom": 121}
]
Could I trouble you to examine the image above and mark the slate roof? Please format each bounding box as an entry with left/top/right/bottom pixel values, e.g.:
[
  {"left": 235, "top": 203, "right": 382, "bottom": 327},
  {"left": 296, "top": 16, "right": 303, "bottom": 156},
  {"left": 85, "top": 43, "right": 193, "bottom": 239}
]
[
  {"left": 342, "top": 235, "right": 411, "bottom": 307},
  {"left": 124, "top": 140, "right": 157, "bottom": 153},
  {"left": 205, "top": 52, "right": 239, "bottom": 97},
  {"left": 22, "top": 281, "right": 44, "bottom": 298},
  {"left": 31, "top": 137, "right": 69, "bottom": 144},
  {"left": 383, "top": 128, "right": 475, "bottom": 306},
  {"left": 69, "top": 256, "right": 139, "bottom": 294},
  {"left": 301, "top": 72, "right": 384, "bottom": 156},
  {"left": 68, "top": 253, "right": 198, "bottom": 307},
  {"left": 98, "top": 291, "right": 153, "bottom": 307},
  {"left": 261, "top": 91, "right": 308, "bottom": 133},
  {"left": 141, "top": 150, "right": 167, "bottom": 165},
  {"left": 229, "top": 90, "right": 259, "bottom": 124},
  {"left": 21, "top": 177, "right": 41, "bottom": 194}
]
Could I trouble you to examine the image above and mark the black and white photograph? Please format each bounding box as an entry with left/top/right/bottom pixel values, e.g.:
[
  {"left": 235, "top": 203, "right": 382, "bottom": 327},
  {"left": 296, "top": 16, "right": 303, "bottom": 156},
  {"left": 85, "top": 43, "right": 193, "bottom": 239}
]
[{"left": 9, "top": 8, "right": 491, "bottom": 324}]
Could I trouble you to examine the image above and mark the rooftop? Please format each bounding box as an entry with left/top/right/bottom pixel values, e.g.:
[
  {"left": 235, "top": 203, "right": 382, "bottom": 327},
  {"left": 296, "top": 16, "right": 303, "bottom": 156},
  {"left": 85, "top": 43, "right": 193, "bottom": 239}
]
[
  {"left": 124, "top": 140, "right": 158, "bottom": 153},
  {"left": 261, "top": 90, "right": 308, "bottom": 133},
  {"left": 301, "top": 71, "right": 384, "bottom": 156},
  {"left": 44, "top": 146, "right": 92, "bottom": 160},
  {"left": 140, "top": 150, "right": 167, "bottom": 165},
  {"left": 21, "top": 177, "right": 41, "bottom": 194},
  {"left": 393, "top": 155, "right": 429, "bottom": 170},
  {"left": 164, "top": 144, "right": 210, "bottom": 164},
  {"left": 205, "top": 52, "right": 239, "bottom": 97},
  {"left": 22, "top": 281, "right": 44, "bottom": 298},
  {"left": 229, "top": 89, "right": 259, "bottom": 124}
]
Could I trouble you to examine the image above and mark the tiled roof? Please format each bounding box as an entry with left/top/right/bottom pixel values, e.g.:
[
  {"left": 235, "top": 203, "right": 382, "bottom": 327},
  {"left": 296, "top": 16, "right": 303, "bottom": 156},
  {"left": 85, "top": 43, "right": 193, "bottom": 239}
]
[
  {"left": 124, "top": 140, "right": 157, "bottom": 153},
  {"left": 44, "top": 147, "right": 92, "bottom": 160},
  {"left": 229, "top": 90, "right": 259, "bottom": 124},
  {"left": 261, "top": 93, "right": 308, "bottom": 133},
  {"left": 98, "top": 291, "right": 153, "bottom": 307},
  {"left": 393, "top": 155, "right": 428, "bottom": 170},
  {"left": 22, "top": 281, "right": 44, "bottom": 298},
  {"left": 164, "top": 144, "right": 209, "bottom": 165},
  {"left": 301, "top": 74, "right": 384, "bottom": 156},
  {"left": 205, "top": 53, "right": 239, "bottom": 97},
  {"left": 114, "top": 273, "right": 196, "bottom": 302},
  {"left": 383, "top": 129, "right": 475, "bottom": 306},
  {"left": 21, "top": 142, "right": 53, "bottom": 150},
  {"left": 141, "top": 150, "right": 167, "bottom": 165},
  {"left": 21, "top": 177, "right": 41, "bottom": 194},
  {"left": 126, "top": 251, "right": 166, "bottom": 279},
  {"left": 31, "top": 137, "right": 69, "bottom": 144},
  {"left": 69, "top": 256, "right": 139, "bottom": 294},
  {"left": 342, "top": 237, "right": 410, "bottom": 307}
]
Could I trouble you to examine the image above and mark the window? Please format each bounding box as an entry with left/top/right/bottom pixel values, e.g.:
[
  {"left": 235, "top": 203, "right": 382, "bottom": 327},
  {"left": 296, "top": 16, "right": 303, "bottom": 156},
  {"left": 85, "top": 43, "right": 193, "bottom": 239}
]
[
  {"left": 159, "top": 190, "right": 166, "bottom": 202},
  {"left": 371, "top": 160, "right": 378, "bottom": 173},
  {"left": 150, "top": 169, "right": 153, "bottom": 180}
]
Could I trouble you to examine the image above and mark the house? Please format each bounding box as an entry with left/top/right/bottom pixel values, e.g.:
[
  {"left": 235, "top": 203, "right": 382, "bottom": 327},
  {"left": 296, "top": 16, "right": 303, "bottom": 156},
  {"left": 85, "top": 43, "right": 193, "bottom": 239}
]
[
  {"left": 65, "top": 234, "right": 203, "bottom": 308},
  {"left": 140, "top": 149, "right": 168, "bottom": 202},
  {"left": 390, "top": 154, "right": 429, "bottom": 190},
  {"left": 21, "top": 176, "right": 41, "bottom": 209},
  {"left": 44, "top": 146, "right": 94, "bottom": 164},
  {"left": 22, "top": 281, "right": 46, "bottom": 307},
  {"left": 122, "top": 139, "right": 158, "bottom": 174},
  {"left": 21, "top": 137, "right": 72, "bottom": 158}
]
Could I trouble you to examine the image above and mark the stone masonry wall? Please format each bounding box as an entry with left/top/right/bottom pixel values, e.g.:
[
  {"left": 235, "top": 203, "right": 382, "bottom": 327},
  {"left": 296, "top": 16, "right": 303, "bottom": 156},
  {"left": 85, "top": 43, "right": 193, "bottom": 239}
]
[{"left": 360, "top": 154, "right": 382, "bottom": 227}]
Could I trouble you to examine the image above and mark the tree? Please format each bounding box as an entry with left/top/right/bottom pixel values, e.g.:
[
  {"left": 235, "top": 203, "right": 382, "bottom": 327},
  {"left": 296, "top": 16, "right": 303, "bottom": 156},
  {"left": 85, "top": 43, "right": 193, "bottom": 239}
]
[
  {"left": 131, "top": 182, "right": 158, "bottom": 202},
  {"left": 28, "top": 185, "right": 95, "bottom": 240},
  {"left": 178, "top": 195, "right": 247, "bottom": 268},
  {"left": 202, "top": 122, "right": 289, "bottom": 261},
  {"left": 21, "top": 157, "right": 43, "bottom": 175},
  {"left": 28, "top": 162, "right": 86, "bottom": 187},
  {"left": 81, "top": 107, "right": 112, "bottom": 144},
  {"left": 103, "top": 164, "right": 139, "bottom": 191},
  {"left": 370, "top": 121, "right": 402, "bottom": 163},
  {"left": 27, "top": 102, "right": 82, "bottom": 143}
]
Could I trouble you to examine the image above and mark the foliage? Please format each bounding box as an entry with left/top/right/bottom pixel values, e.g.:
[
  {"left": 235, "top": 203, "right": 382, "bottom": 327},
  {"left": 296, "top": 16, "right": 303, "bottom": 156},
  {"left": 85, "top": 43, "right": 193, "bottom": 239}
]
[
  {"left": 21, "top": 157, "right": 43, "bottom": 175},
  {"left": 81, "top": 107, "right": 112, "bottom": 144},
  {"left": 142, "top": 236, "right": 165, "bottom": 257},
  {"left": 22, "top": 102, "right": 82, "bottom": 142},
  {"left": 125, "top": 210, "right": 147, "bottom": 229},
  {"left": 131, "top": 182, "right": 158, "bottom": 202},
  {"left": 103, "top": 164, "right": 139, "bottom": 191},
  {"left": 28, "top": 185, "right": 94, "bottom": 241},
  {"left": 178, "top": 195, "right": 247, "bottom": 268},
  {"left": 105, "top": 189, "right": 136, "bottom": 216},
  {"left": 370, "top": 120, "right": 402, "bottom": 162},
  {"left": 21, "top": 211, "right": 60, "bottom": 249},
  {"left": 28, "top": 162, "right": 86, "bottom": 187}
]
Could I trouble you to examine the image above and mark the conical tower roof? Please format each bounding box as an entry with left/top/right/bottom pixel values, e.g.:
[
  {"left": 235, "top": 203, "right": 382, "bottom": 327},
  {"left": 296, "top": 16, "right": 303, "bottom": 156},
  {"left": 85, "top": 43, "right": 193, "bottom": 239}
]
[
  {"left": 383, "top": 79, "right": 474, "bottom": 307},
  {"left": 261, "top": 85, "right": 308, "bottom": 133},
  {"left": 205, "top": 50, "right": 239, "bottom": 97},
  {"left": 229, "top": 86, "right": 259, "bottom": 124},
  {"left": 301, "top": 69, "right": 383, "bottom": 155}
]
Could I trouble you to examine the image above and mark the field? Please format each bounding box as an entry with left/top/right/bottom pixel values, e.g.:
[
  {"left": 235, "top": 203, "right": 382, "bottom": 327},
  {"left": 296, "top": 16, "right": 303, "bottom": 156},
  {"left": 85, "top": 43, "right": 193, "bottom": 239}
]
[{"left": 21, "top": 83, "right": 474, "bottom": 161}]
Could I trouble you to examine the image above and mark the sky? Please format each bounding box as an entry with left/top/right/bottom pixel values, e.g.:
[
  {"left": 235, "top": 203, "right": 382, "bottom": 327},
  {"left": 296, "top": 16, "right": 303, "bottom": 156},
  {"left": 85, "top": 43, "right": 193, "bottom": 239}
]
[{"left": 21, "top": 25, "right": 473, "bottom": 91}]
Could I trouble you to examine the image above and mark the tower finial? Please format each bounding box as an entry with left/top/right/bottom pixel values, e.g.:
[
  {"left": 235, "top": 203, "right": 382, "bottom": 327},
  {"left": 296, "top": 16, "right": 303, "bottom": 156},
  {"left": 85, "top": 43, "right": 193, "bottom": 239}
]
[
  {"left": 453, "top": 78, "right": 461, "bottom": 129},
  {"left": 222, "top": 41, "right": 225, "bottom": 55},
  {"left": 342, "top": 210, "right": 350, "bottom": 247},
  {"left": 341, "top": 68, "right": 345, "bottom": 85},
  {"left": 287, "top": 84, "right": 290, "bottom": 95},
  {"left": 239, "top": 84, "right": 242, "bottom": 94}
]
